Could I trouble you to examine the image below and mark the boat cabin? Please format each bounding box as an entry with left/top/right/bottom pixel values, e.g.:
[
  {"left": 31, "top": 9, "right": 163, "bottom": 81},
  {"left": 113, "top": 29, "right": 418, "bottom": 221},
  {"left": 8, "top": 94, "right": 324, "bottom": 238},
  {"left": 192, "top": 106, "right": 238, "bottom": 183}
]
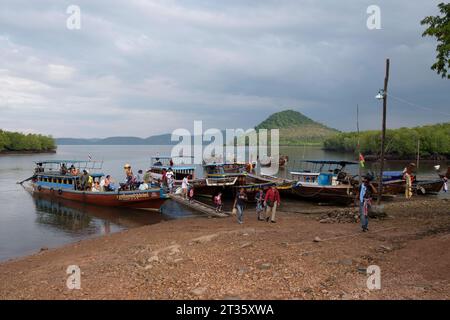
[
  {"left": 33, "top": 160, "right": 105, "bottom": 191},
  {"left": 203, "top": 163, "right": 245, "bottom": 187},
  {"left": 149, "top": 156, "right": 196, "bottom": 180},
  {"left": 290, "top": 160, "right": 358, "bottom": 186}
]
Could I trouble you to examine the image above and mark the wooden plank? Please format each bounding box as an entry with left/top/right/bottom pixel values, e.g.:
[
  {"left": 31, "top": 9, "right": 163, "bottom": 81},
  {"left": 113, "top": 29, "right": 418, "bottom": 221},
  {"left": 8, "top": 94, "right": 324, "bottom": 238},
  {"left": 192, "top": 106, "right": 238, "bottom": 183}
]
[{"left": 168, "top": 194, "right": 229, "bottom": 218}]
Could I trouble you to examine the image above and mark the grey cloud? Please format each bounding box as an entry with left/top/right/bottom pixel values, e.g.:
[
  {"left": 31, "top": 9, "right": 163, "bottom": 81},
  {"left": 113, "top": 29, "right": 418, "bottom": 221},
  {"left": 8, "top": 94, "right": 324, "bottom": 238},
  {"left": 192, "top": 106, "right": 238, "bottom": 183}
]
[{"left": 0, "top": 0, "right": 448, "bottom": 138}]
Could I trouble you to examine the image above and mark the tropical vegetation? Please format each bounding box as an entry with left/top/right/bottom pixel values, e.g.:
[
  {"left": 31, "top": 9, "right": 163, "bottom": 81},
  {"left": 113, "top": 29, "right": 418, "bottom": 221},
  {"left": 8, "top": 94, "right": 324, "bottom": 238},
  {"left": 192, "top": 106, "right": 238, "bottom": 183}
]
[
  {"left": 0, "top": 130, "right": 56, "bottom": 153},
  {"left": 323, "top": 122, "right": 450, "bottom": 158}
]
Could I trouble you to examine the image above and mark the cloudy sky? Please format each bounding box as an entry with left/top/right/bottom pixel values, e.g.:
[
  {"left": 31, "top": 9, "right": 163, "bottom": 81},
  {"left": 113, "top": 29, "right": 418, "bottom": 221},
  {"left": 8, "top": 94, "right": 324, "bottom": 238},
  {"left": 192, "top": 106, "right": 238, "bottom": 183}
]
[{"left": 0, "top": 0, "right": 449, "bottom": 138}]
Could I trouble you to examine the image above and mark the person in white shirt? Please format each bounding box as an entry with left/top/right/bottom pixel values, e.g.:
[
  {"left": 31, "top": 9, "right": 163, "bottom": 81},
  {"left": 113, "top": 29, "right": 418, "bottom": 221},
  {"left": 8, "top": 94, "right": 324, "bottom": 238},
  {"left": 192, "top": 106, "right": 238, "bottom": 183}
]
[
  {"left": 182, "top": 176, "right": 189, "bottom": 200},
  {"left": 166, "top": 168, "right": 175, "bottom": 193}
]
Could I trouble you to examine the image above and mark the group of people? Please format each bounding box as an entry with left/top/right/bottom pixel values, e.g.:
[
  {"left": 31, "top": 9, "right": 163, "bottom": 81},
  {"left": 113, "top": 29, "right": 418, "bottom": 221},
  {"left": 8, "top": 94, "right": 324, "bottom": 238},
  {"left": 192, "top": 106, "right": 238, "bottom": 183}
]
[
  {"left": 224, "top": 185, "right": 281, "bottom": 225},
  {"left": 160, "top": 167, "right": 193, "bottom": 200},
  {"left": 77, "top": 170, "right": 115, "bottom": 192}
]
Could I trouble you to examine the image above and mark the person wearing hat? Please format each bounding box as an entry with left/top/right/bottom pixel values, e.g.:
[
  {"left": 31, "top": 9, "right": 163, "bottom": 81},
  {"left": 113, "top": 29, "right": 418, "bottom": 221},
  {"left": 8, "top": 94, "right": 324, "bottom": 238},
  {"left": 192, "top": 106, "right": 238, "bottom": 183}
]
[
  {"left": 123, "top": 164, "right": 135, "bottom": 190},
  {"left": 357, "top": 175, "right": 377, "bottom": 232}
]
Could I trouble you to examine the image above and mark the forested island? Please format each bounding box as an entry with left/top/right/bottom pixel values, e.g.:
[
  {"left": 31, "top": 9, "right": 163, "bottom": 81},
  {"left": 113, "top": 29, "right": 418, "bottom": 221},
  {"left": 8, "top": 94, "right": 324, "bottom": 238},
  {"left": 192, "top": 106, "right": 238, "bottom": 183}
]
[
  {"left": 0, "top": 130, "right": 56, "bottom": 154},
  {"left": 323, "top": 122, "right": 450, "bottom": 160}
]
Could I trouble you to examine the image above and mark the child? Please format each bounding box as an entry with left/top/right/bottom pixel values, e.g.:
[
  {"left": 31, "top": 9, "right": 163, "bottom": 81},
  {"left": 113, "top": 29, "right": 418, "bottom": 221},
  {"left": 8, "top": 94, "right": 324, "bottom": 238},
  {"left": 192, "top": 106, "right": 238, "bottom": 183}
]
[
  {"left": 255, "top": 188, "right": 265, "bottom": 221},
  {"left": 444, "top": 177, "right": 448, "bottom": 193},
  {"left": 188, "top": 186, "right": 195, "bottom": 203},
  {"left": 214, "top": 192, "right": 223, "bottom": 213}
]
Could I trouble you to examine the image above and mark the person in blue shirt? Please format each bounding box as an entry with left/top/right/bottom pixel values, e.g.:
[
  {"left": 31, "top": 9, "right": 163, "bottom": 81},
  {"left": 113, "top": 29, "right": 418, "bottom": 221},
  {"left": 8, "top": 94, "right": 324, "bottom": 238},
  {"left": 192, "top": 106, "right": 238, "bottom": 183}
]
[{"left": 357, "top": 176, "right": 377, "bottom": 232}]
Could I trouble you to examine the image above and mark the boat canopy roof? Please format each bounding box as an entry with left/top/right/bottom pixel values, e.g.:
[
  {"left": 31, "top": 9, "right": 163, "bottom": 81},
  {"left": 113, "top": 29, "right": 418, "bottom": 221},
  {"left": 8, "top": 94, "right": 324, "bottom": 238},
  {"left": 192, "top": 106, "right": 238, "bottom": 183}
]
[
  {"left": 299, "top": 160, "right": 358, "bottom": 166},
  {"left": 151, "top": 155, "right": 194, "bottom": 160},
  {"left": 150, "top": 165, "right": 195, "bottom": 170},
  {"left": 35, "top": 160, "right": 92, "bottom": 164}
]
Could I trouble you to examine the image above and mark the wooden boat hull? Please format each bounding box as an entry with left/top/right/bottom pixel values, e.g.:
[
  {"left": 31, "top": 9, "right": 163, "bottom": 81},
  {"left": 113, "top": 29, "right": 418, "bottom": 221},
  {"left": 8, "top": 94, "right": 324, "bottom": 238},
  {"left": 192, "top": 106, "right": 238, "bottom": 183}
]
[
  {"left": 192, "top": 174, "right": 292, "bottom": 201},
  {"left": 290, "top": 183, "right": 356, "bottom": 204},
  {"left": 374, "top": 179, "right": 444, "bottom": 195},
  {"left": 31, "top": 184, "right": 168, "bottom": 210}
]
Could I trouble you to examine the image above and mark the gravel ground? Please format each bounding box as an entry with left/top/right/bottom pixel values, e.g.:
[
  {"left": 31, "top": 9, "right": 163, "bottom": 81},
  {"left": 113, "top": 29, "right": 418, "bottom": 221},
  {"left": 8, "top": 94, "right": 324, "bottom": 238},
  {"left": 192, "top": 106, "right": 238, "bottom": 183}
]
[{"left": 0, "top": 197, "right": 449, "bottom": 300}]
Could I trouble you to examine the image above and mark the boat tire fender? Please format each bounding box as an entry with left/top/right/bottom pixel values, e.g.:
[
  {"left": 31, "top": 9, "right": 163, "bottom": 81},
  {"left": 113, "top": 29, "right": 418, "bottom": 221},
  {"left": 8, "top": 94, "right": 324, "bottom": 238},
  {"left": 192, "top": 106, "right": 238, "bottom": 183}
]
[
  {"left": 58, "top": 189, "right": 63, "bottom": 195},
  {"left": 37, "top": 185, "right": 42, "bottom": 191}
]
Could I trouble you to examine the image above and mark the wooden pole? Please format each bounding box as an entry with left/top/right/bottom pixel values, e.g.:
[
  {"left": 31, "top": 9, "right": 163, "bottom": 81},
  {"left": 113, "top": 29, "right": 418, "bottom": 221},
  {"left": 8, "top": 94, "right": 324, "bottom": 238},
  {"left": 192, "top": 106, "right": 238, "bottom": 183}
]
[
  {"left": 377, "top": 58, "right": 390, "bottom": 205},
  {"left": 357, "top": 104, "right": 362, "bottom": 184},
  {"left": 416, "top": 139, "right": 420, "bottom": 169}
]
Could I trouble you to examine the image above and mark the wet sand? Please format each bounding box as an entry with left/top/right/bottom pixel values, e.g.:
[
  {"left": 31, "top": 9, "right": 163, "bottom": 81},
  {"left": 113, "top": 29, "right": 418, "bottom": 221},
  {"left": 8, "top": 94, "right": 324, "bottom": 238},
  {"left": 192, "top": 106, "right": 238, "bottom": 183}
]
[{"left": 0, "top": 197, "right": 449, "bottom": 300}]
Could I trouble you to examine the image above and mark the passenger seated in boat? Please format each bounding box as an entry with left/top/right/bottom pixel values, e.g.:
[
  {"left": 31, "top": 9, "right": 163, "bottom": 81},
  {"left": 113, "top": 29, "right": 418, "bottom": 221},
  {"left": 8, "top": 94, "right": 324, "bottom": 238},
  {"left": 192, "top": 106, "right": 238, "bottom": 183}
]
[
  {"left": 136, "top": 170, "right": 143, "bottom": 183},
  {"left": 143, "top": 170, "right": 151, "bottom": 184},
  {"left": 69, "top": 165, "right": 79, "bottom": 175},
  {"left": 91, "top": 181, "right": 101, "bottom": 192},
  {"left": 35, "top": 163, "right": 44, "bottom": 173},
  {"left": 87, "top": 173, "right": 93, "bottom": 190},
  {"left": 60, "top": 163, "right": 68, "bottom": 175},
  {"left": 104, "top": 175, "right": 114, "bottom": 191},
  {"left": 154, "top": 158, "right": 162, "bottom": 166}
]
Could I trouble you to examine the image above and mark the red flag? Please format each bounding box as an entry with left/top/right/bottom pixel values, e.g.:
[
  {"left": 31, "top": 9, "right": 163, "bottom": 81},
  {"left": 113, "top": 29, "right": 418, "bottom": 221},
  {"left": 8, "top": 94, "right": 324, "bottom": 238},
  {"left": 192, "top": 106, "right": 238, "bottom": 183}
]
[{"left": 359, "top": 153, "right": 365, "bottom": 168}]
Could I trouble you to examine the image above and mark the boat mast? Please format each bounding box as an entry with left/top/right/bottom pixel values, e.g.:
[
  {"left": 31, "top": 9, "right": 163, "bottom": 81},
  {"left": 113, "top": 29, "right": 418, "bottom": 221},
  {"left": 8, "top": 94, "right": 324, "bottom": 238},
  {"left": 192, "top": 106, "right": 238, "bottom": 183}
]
[{"left": 377, "top": 58, "right": 390, "bottom": 205}]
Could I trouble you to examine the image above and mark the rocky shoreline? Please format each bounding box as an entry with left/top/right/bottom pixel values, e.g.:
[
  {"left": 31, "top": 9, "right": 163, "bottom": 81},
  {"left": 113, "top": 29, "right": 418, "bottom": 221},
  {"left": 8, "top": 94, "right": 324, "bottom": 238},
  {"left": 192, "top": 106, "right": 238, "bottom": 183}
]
[{"left": 0, "top": 197, "right": 449, "bottom": 299}]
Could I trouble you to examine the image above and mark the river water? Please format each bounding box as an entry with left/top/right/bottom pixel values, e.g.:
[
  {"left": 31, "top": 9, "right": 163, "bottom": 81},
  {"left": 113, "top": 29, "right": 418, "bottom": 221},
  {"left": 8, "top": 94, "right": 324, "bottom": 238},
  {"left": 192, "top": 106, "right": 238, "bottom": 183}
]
[{"left": 0, "top": 145, "right": 447, "bottom": 261}]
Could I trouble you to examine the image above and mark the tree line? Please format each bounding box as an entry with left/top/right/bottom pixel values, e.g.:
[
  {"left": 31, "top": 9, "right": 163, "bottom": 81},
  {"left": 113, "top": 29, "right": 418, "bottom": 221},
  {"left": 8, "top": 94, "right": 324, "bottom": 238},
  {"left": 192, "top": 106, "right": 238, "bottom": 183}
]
[
  {"left": 0, "top": 130, "right": 56, "bottom": 152},
  {"left": 323, "top": 123, "right": 450, "bottom": 158}
]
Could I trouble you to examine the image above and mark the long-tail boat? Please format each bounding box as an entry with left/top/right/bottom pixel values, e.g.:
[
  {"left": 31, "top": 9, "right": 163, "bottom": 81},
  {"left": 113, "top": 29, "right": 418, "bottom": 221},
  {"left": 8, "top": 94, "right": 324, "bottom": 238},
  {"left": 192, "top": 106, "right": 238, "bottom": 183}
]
[
  {"left": 193, "top": 163, "right": 289, "bottom": 200},
  {"left": 372, "top": 170, "right": 444, "bottom": 195},
  {"left": 25, "top": 160, "right": 168, "bottom": 210},
  {"left": 288, "top": 160, "right": 359, "bottom": 204}
]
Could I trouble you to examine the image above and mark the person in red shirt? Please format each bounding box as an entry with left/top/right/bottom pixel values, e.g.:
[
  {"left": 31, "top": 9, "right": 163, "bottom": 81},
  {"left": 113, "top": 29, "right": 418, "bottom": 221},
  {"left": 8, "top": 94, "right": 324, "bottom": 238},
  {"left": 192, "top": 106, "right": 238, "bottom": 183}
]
[{"left": 264, "top": 185, "right": 281, "bottom": 223}]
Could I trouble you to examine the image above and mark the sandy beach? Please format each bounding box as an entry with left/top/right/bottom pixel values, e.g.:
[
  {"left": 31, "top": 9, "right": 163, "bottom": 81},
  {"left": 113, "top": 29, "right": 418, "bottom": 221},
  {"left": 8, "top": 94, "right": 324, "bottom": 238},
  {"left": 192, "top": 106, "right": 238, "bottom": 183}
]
[{"left": 0, "top": 197, "right": 449, "bottom": 300}]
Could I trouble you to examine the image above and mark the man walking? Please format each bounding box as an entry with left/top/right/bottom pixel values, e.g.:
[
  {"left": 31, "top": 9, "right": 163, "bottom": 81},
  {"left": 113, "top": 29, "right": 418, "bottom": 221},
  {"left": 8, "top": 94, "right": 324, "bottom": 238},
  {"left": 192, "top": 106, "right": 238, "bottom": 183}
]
[
  {"left": 264, "top": 185, "right": 280, "bottom": 223},
  {"left": 357, "top": 176, "right": 377, "bottom": 232},
  {"left": 233, "top": 188, "right": 247, "bottom": 224}
]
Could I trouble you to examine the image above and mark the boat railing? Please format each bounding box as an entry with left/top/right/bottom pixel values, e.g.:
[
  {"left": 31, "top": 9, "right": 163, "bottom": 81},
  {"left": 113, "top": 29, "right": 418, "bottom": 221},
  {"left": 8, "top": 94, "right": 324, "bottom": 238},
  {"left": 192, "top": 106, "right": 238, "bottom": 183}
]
[{"left": 35, "top": 160, "right": 104, "bottom": 175}]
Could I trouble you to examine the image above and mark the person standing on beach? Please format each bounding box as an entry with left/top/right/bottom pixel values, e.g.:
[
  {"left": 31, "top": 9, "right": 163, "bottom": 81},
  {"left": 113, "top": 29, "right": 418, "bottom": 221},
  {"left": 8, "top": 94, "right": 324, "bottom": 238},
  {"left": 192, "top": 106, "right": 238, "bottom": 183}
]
[
  {"left": 403, "top": 163, "right": 415, "bottom": 199},
  {"left": 443, "top": 176, "right": 448, "bottom": 193},
  {"left": 233, "top": 188, "right": 247, "bottom": 224},
  {"left": 357, "top": 176, "right": 377, "bottom": 232},
  {"left": 182, "top": 175, "right": 189, "bottom": 200},
  {"left": 255, "top": 188, "right": 265, "bottom": 221},
  {"left": 166, "top": 168, "right": 174, "bottom": 193},
  {"left": 264, "top": 185, "right": 280, "bottom": 223},
  {"left": 214, "top": 192, "right": 223, "bottom": 213}
]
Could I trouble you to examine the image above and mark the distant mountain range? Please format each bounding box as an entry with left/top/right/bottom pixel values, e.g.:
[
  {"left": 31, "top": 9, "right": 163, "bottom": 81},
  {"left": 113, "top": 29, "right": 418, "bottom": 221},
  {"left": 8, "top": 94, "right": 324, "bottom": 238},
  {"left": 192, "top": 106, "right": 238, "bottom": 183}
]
[
  {"left": 56, "top": 110, "right": 339, "bottom": 146},
  {"left": 56, "top": 133, "right": 175, "bottom": 145}
]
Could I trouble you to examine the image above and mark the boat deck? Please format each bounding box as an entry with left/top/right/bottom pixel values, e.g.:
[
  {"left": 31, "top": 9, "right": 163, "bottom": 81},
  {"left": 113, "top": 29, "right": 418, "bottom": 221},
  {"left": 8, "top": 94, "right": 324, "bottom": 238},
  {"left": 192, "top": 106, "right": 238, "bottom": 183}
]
[{"left": 168, "top": 194, "right": 229, "bottom": 218}]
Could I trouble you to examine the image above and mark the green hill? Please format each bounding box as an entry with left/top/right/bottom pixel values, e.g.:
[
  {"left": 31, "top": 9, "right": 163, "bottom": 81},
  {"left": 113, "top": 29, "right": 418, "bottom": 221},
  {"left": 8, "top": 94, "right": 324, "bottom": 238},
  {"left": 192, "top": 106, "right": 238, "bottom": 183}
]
[{"left": 255, "top": 110, "right": 339, "bottom": 145}]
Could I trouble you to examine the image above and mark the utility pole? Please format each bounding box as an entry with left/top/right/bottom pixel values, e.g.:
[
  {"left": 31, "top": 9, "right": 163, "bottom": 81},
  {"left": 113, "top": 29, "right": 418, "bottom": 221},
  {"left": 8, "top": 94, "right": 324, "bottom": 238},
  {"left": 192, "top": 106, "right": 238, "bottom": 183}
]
[
  {"left": 357, "top": 104, "right": 362, "bottom": 184},
  {"left": 377, "top": 58, "right": 390, "bottom": 205}
]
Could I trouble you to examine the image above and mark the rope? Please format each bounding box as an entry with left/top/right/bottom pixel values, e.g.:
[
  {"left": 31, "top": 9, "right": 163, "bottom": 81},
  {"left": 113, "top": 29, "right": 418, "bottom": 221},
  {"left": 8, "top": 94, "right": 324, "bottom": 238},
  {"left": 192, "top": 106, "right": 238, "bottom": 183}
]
[{"left": 389, "top": 93, "right": 450, "bottom": 118}]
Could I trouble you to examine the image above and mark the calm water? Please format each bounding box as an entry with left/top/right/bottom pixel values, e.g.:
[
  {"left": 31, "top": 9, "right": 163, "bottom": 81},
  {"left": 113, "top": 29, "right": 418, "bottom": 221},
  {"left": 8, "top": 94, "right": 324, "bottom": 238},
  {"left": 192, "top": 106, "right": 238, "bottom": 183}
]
[{"left": 0, "top": 145, "right": 447, "bottom": 262}]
